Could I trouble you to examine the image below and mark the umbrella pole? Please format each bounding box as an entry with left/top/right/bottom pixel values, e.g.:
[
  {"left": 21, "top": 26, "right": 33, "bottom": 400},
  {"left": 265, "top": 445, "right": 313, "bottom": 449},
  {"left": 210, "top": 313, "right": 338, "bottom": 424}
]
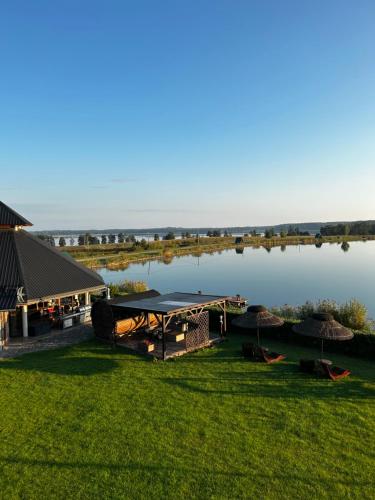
[
  {"left": 321, "top": 339, "right": 324, "bottom": 358},
  {"left": 257, "top": 327, "right": 260, "bottom": 346}
]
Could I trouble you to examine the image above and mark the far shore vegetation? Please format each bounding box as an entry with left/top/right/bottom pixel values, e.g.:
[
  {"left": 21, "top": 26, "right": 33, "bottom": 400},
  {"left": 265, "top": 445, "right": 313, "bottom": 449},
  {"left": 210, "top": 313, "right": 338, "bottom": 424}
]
[{"left": 51, "top": 230, "right": 375, "bottom": 270}]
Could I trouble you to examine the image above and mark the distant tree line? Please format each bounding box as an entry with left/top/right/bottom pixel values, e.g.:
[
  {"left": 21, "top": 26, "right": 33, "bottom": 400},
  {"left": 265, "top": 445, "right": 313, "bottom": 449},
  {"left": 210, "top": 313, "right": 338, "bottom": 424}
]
[
  {"left": 44, "top": 223, "right": 322, "bottom": 248},
  {"left": 75, "top": 232, "right": 136, "bottom": 246},
  {"left": 264, "top": 226, "right": 310, "bottom": 238},
  {"left": 205, "top": 230, "right": 232, "bottom": 237},
  {"left": 37, "top": 234, "right": 56, "bottom": 246},
  {"left": 320, "top": 221, "right": 375, "bottom": 236}
]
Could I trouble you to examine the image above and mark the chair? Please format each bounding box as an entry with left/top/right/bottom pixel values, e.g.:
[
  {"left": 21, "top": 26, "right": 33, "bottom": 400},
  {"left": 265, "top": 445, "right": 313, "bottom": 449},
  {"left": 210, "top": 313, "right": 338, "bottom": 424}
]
[
  {"left": 299, "top": 359, "right": 351, "bottom": 380},
  {"left": 242, "top": 343, "right": 285, "bottom": 363},
  {"left": 260, "top": 347, "right": 286, "bottom": 364},
  {"left": 319, "top": 361, "right": 351, "bottom": 381}
]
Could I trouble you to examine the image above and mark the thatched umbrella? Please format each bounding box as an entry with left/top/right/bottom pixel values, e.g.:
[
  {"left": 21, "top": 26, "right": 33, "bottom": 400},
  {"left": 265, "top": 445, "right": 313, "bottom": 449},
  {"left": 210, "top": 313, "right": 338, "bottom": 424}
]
[
  {"left": 292, "top": 312, "right": 353, "bottom": 357},
  {"left": 232, "top": 305, "right": 284, "bottom": 345}
]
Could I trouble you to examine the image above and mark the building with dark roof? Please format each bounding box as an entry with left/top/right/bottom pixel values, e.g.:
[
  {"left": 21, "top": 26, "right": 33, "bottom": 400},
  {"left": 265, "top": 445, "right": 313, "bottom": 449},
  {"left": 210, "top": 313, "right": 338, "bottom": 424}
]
[{"left": 0, "top": 202, "right": 106, "bottom": 342}]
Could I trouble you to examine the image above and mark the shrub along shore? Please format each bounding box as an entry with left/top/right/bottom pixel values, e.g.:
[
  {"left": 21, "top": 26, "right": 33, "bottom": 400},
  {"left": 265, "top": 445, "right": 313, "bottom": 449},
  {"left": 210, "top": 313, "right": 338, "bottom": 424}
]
[{"left": 61, "top": 234, "right": 375, "bottom": 269}]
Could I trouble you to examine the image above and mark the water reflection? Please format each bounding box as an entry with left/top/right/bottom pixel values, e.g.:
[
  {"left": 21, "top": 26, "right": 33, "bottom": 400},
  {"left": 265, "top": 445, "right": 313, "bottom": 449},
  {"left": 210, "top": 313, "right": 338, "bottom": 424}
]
[
  {"left": 341, "top": 241, "right": 350, "bottom": 252},
  {"left": 98, "top": 241, "right": 375, "bottom": 317}
]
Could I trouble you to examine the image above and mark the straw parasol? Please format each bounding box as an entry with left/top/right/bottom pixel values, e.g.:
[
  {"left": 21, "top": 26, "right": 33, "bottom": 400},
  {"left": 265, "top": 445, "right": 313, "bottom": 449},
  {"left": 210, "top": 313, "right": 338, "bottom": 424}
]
[
  {"left": 232, "top": 305, "right": 284, "bottom": 345},
  {"left": 292, "top": 312, "right": 353, "bottom": 357}
]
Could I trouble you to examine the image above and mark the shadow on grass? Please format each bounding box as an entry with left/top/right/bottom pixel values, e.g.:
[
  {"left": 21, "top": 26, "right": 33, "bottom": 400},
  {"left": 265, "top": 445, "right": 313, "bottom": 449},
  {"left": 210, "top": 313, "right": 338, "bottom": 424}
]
[
  {"left": 0, "top": 352, "right": 118, "bottom": 376},
  {"left": 0, "top": 341, "right": 157, "bottom": 375},
  {"left": 0, "top": 457, "right": 372, "bottom": 489},
  {"left": 158, "top": 360, "right": 375, "bottom": 400}
]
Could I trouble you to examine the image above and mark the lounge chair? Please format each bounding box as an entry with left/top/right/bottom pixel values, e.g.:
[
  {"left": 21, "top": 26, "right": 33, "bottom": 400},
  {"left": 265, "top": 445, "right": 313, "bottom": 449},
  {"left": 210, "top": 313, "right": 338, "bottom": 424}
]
[
  {"left": 319, "top": 361, "right": 351, "bottom": 381},
  {"left": 261, "top": 348, "right": 286, "bottom": 364},
  {"left": 299, "top": 359, "right": 351, "bottom": 380},
  {"left": 242, "top": 343, "right": 285, "bottom": 363}
]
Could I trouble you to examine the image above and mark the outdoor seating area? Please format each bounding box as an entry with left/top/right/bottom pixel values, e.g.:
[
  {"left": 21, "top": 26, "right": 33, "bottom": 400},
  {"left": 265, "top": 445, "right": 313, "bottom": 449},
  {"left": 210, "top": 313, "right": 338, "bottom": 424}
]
[
  {"left": 90, "top": 295, "right": 358, "bottom": 374},
  {"left": 92, "top": 291, "right": 229, "bottom": 360},
  {"left": 234, "top": 304, "right": 353, "bottom": 380},
  {"left": 116, "top": 328, "right": 222, "bottom": 359}
]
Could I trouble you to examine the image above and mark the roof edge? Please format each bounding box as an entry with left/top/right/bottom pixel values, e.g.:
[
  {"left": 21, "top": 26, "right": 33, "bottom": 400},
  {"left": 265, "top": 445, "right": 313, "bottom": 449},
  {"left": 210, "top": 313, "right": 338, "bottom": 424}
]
[{"left": 0, "top": 201, "right": 33, "bottom": 227}]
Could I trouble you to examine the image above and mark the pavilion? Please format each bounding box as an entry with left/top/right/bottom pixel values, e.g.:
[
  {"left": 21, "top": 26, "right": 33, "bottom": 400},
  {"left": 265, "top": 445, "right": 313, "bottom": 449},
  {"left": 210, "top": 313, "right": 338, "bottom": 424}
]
[
  {"left": 92, "top": 291, "right": 229, "bottom": 359},
  {"left": 0, "top": 201, "right": 106, "bottom": 343}
]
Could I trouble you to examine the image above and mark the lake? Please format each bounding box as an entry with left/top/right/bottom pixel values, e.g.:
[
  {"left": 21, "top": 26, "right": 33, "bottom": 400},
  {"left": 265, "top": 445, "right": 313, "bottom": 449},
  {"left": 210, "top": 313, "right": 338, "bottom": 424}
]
[{"left": 97, "top": 240, "right": 375, "bottom": 317}]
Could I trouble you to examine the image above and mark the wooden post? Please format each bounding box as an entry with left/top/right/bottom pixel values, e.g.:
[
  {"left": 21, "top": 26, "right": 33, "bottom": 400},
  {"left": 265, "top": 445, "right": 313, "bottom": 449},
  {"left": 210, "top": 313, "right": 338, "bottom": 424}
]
[
  {"left": 223, "top": 301, "right": 227, "bottom": 335},
  {"left": 0, "top": 312, "right": 4, "bottom": 349},
  {"left": 162, "top": 315, "right": 166, "bottom": 360},
  {"left": 4, "top": 312, "right": 9, "bottom": 345}
]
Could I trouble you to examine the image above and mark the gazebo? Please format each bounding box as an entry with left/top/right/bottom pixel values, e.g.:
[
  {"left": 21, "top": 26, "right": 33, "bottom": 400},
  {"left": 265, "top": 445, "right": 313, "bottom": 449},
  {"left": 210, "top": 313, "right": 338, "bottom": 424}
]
[
  {"left": 92, "top": 292, "right": 229, "bottom": 359},
  {"left": 0, "top": 201, "right": 106, "bottom": 343}
]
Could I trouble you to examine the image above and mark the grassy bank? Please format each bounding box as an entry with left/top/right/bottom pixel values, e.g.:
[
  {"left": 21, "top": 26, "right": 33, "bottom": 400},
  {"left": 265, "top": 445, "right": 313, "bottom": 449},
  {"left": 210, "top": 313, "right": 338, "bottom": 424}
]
[
  {"left": 0, "top": 336, "right": 373, "bottom": 498},
  {"left": 61, "top": 234, "right": 375, "bottom": 269}
]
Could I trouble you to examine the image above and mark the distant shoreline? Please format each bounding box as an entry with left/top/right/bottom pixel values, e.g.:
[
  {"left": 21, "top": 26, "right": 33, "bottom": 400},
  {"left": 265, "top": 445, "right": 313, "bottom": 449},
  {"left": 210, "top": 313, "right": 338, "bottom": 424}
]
[
  {"left": 61, "top": 234, "right": 375, "bottom": 269},
  {"left": 31, "top": 219, "right": 366, "bottom": 236}
]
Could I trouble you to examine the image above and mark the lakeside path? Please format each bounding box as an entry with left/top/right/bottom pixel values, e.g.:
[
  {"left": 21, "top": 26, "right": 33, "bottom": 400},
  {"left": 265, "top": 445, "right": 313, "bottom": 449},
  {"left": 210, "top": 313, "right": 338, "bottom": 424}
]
[{"left": 62, "top": 235, "right": 375, "bottom": 269}]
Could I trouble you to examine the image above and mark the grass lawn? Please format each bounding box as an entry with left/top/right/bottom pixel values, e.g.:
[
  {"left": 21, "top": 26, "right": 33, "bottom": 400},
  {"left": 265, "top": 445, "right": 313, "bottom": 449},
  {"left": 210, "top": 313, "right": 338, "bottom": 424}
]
[{"left": 0, "top": 334, "right": 374, "bottom": 499}]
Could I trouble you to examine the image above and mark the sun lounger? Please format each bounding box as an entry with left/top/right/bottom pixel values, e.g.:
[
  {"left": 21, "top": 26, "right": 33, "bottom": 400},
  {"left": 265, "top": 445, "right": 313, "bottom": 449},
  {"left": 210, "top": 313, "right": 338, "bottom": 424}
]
[
  {"left": 242, "top": 343, "right": 285, "bottom": 363},
  {"left": 299, "top": 359, "right": 351, "bottom": 380},
  {"left": 319, "top": 361, "right": 351, "bottom": 381},
  {"left": 261, "top": 349, "right": 286, "bottom": 364}
]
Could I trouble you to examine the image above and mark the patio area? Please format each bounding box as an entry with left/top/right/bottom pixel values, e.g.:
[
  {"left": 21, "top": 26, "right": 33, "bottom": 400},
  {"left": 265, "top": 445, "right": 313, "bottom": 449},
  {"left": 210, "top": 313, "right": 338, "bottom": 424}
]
[
  {"left": 0, "top": 323, "right": 93, "bottom": 358},
  {"left": 116, "top": 329, "right": 223, "bottom": 359}
]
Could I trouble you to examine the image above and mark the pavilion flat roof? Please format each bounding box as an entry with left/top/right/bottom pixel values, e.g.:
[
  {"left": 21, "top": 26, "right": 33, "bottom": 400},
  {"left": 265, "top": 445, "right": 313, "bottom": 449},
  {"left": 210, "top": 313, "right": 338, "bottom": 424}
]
[{"left": 112, "top": 292, "right": 229, "bottom": 315}]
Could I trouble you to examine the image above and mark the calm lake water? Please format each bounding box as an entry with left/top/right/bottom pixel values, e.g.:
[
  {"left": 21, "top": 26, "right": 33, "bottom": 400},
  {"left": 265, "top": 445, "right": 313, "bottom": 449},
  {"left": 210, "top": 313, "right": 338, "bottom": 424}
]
[{"left": 97, "top": 241, "right": 375, "bottom": 317}]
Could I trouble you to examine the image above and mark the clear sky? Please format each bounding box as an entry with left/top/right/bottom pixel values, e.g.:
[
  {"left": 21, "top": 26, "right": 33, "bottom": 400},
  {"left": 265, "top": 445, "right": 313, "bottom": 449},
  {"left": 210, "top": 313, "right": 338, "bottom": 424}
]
[{"left": 1, "top": 0, "right": 374, "bottom": 230}]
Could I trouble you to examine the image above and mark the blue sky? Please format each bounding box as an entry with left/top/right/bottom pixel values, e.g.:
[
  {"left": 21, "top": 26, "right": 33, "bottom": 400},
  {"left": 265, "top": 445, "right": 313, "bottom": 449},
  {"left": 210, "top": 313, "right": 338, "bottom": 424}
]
[{"left": 1, "top": 0, "right": 374, "bottom": 230}]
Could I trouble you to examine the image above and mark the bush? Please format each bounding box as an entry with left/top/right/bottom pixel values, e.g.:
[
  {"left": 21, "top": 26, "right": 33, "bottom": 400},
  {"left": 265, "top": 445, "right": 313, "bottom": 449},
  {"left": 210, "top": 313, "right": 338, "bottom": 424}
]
[
  {"left": 338, "top": 299, "right": 368, "bottom": 331},
  {"left": 108, "top": 280, "right": 148, "bottom": 296},
  {"left": 271, "top": 298, "right": 371, "bottom": 332}
]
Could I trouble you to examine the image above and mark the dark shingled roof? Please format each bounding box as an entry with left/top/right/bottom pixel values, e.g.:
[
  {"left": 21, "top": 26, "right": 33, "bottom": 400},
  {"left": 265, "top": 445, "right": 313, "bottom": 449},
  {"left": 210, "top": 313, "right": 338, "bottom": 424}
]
[
  {"left": 0, "top": 229, "right": 105, "bottom": 305},
  {"left": 0, "top": 287, "right": 18, "bottom": 311},
  {"left": 0, "top": 230, "right": 23, "bottom": 310},
  {"left": 0, "top": 201, "right": 32, "bottom": 227}
]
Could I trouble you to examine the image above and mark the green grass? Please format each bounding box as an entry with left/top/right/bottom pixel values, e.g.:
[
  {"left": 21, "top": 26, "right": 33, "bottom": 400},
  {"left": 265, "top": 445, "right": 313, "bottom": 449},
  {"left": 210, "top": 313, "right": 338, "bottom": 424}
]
[{"left": 0, "top": 335, "right": 374, "bottom": 499}]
